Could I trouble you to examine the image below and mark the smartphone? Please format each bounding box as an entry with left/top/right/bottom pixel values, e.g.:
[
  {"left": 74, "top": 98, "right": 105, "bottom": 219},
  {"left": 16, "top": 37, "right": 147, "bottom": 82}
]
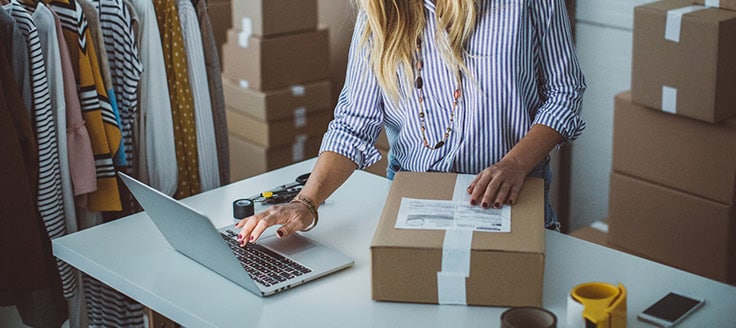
[{"left": 637, "top": 292, "right": 705, "bottom": 327}]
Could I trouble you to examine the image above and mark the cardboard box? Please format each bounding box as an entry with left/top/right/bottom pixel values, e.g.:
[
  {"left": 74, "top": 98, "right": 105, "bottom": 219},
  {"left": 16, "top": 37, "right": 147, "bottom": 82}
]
[
  {"left": 569, "top": 221, "right": 609, "bottom": 247},
  {"left": 223, "top": 77, "right": 332, "bottom": 122},
  {"left": 226, "top": 107, "right": 332, "bottom": 148},
  {"left": 371, "top": 173, "right": 545, "bottom": 306},
  {"left": 608, "top": 172, "right": 736, "bottom": 283},
  {"left": 228, "top": 134, "right": 321, "bottom": 182},
  {"left": 222, "top": 28, "right": 330, "bottom": 91},
  {"left": 694, "top": 0, "right": 736, "bottom": 11},
  {"left": 631, "top": 0, "right": 736, "bottom": 123},
  {"left": 208, "top": 0, "right": 231, "bottom": 63},
  {"left": 232, "top": 0, "right": 317, "bottom": 37},
  {"left": 363, "top": 147, "right": 388, "bottom": 177},
  {"left": 612, "top": 91, "right": 736, "bottom": 206},
  {"left": 375, "top": 128, "right": 389, "bottom": 150}
]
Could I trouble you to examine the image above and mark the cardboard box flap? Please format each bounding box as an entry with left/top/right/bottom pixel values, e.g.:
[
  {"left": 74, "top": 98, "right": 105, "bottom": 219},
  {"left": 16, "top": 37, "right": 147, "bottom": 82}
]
[{"left": 371, "top": 172, "right": 544, "bottom": 254}]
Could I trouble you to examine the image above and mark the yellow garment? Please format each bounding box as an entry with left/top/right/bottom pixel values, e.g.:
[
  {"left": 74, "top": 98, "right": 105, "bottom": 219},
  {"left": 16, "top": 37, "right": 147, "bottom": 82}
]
[
  {"left": 42, "top": 0, "right": 122, "bottom": 211},
  {"left": 153, "top": 0, "right": 201, "bottom": 198}
]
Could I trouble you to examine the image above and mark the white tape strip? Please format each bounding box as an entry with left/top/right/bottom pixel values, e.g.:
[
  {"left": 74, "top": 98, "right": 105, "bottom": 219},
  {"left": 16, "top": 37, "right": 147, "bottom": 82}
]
[
  {"left": 662, "top": 86, "right": 677, "bottom": 114},
  {"left": 238, "top": 80, "right": 250, "bottom": 89},
  {"left": 294, "top": 107, "right": 307, "bottom": 128},
  {"left": 705, "top": 0, "right": 720, "bottom": 7},
  {"left": 590, "top": 221, "right": 609, "bottom": 233},
  {"left": 292, "top": 135, "right": 308, "bottom": 161},
  {"left": 665, "top": 5, "right": 706, "bottom": 42},
  {"left": 291, "top": 85, "right": 306, "bottom": 96},
  {"left": 437, "top": 228, "right": 473, "bottom": 305},
  {"left": 239, "top": 17, "right": 252, "bottom": 48},
  {"left": 566, "top": 294, "right": 586, "bottom": 328},
  {"left": 436, "top": 174, "right": 478, "bottom": 305}
]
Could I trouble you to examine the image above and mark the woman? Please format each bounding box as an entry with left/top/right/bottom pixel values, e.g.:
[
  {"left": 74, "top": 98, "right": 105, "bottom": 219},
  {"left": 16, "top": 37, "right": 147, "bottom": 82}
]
[{"left": 236, "top": 0, "right": 585, "bottom": 244}]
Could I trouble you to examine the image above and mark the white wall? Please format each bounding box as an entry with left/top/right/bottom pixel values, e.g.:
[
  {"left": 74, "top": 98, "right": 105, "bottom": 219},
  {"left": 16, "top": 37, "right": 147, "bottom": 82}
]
[{"left": 567, "top": 0, "right": 651, "bottom": 231}]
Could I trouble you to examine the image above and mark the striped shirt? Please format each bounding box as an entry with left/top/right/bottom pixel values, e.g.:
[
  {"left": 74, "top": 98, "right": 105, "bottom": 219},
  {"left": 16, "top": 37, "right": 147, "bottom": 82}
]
[
  {"left": 320, "top": 0, "right": 586, "bottom": 175},
  {"left": 4, "top": 0, "right": 76, "bottom": 298}
]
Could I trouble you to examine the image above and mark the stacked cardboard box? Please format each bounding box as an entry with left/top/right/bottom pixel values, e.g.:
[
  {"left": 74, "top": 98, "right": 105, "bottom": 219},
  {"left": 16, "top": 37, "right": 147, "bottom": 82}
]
[
  {"left": 222, "top": 0, "right": 332, "bottom": 181},
  {"left": 363, "top": 130, "right": 390, "bottom": 177},
  {"left": 608, "top": 0, "right": 736, "bottom": 284}
]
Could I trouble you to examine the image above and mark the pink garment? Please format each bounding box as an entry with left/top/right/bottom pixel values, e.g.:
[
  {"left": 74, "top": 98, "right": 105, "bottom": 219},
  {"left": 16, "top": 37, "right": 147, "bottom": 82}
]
[{"left": 54, "top": 11, "right": 96, "bottom": 196}]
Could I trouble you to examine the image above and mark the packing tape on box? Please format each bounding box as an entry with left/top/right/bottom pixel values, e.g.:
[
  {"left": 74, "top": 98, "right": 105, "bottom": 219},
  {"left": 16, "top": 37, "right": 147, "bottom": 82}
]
[
  {"left": 665, "top": 5, "right": 706, "bottom": 42},
  {"left": 292, "top": 134, "right": 308, "bottom": 161},
  {"left": 437, "top": 228, "right": 473, "bottom": 304},
  {"left": 566, "top": 282, "right": 627, "bottom": 328},
  {"left": 705, "top": 0, "right": 720, "bottom": 7},
  {"left": 239, "top": 18, "right": 253, "bottom": 48},
  {"left": 436, "top": 174, "right": 477, "bottom": 305},
  {"left": 291, "top": 85, "right": 306, "bottom": 96},
  {"left": 662, "top": 85, "right": 678, "bottom": 114},
  {"left": 294, "top": 107, "right": 307, "bottom": 128}
]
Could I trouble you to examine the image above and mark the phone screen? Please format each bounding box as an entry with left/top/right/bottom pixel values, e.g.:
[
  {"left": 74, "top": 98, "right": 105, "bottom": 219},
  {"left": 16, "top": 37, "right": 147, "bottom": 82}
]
[{"left": 641, "top": 292, "right": 703, "bottom": 324}]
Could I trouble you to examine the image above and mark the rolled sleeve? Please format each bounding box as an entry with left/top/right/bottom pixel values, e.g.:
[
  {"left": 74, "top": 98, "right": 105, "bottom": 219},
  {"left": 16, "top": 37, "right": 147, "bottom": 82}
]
[
  {"left": 531, "top": 0, "right": 586, "bottom": 143},
  {"left": 319, "top": 12, "right": 384, "bottom": 169}
]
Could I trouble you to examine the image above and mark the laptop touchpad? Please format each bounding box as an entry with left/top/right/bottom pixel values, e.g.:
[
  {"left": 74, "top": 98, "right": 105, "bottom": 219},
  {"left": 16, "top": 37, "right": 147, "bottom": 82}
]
[{"left": 260, "top": 235, "right": 317, "bottom": 256}]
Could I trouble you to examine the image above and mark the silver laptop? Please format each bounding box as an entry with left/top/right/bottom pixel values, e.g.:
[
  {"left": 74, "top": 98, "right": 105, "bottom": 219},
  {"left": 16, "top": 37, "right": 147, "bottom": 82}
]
[{"left": 118, "top": 172, "right": 354, "bottom": 297}]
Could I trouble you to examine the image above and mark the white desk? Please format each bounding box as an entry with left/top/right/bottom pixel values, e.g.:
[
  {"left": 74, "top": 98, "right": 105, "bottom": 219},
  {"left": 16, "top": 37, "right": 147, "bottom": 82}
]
[{"left": 53, "top": 159, "right": 736, "bottom": 327}]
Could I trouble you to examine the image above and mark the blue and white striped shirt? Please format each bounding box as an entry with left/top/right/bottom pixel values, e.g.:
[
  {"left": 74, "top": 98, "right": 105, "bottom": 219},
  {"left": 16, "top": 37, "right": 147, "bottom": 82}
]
[{"left": 320, "top": 0, "right": 586, "bottom": 176}]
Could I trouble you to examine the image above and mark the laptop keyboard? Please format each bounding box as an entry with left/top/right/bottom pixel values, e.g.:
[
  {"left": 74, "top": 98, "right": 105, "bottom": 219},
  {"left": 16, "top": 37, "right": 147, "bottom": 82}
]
[{"left": 221, "top": 230, "right": 312, "bottom": 287}]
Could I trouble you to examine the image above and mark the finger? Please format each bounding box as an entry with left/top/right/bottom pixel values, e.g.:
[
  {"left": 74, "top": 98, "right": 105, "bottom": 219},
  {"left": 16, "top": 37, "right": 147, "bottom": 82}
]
[
  {"left": 277, "top": 203, "right": 314, "bottom": 238},
  {"left": 481, "top": 175, "right": 503, "bottom": 209},
  {"left": 466, "top": 173, "right": 483, "bottom": 194},
  {"left": 470, "top": 172, "right": 493, "bottom": 206},
  {"left": 238, "top": 216, "right": 260, "bottom": 246},
  {"left": 506, "top": 183, "right": 523, "bottom": 206},
  {"left": 249, "top": 218, "right": 273, "bottom": 243},
  {"left": 493, "top": 181, "right": 513, "bottom": 209}
]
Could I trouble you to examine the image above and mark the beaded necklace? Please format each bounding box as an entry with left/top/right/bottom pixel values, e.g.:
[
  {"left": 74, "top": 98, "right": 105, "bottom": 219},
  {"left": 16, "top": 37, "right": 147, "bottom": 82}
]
[{"left": 413, "top": 36, "right": 462, "bottom": 150}]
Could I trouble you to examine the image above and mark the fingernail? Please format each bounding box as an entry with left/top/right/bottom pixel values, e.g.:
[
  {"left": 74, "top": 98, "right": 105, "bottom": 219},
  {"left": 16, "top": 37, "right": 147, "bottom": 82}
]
[
  {"left": 470, "top": 199, "right": 477, "bottom": 206},
  {"left": 240, "top": 240, "right": 245, "bottom": 247},
  {"left": 494, "top": 202, "right": 500, "bottom": 209},
  {"left": 481, "top": 202, "right": 488, "bottom": 208},
  {"left": 277, "top": 230, "right": 284, "bottom": 238},
  {"left": 507, "top": 200, "right": 514, "bottom": 205},
  {"left": 237, "top": 233, "right": 243, "bottom": 240},
  {"left": 249, "top": 235, "right": 255, "bottom": 242}
]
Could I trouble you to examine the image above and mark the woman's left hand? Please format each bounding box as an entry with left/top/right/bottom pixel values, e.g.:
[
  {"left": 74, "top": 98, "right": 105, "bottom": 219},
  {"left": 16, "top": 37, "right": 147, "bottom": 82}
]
[{"left": 467, "top": 157, "right": 528, "bottom": 209}]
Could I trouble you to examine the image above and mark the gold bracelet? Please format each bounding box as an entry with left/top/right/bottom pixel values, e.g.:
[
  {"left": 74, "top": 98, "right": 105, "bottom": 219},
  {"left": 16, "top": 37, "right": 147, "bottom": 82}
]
[{"left": 290, "top": 195, "right": 319, "bottom": 232}]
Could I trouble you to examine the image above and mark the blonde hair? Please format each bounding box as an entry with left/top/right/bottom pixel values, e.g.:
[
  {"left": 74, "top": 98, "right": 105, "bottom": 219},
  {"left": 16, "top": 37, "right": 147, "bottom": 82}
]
[{"left": 354, "top": 0, "right": 477, "bottom": 103}]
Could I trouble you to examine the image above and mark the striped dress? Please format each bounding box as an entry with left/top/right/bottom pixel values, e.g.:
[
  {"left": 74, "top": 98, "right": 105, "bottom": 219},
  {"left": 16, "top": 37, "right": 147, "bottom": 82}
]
[
  {"left": 3, "top": 0, "right": 75, "bottom": 298},
  {"left": 42, "top": 0, "right": 123, "bottom": 212}
]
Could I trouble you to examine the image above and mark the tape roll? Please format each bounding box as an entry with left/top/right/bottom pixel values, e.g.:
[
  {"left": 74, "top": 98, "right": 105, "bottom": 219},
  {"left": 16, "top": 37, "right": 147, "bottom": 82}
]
[
  {"left": 567, "top": 282, "right": 627, "bottom": 328},
  {"left": 501, "top": 307, "right": 557, "bottom": 328},
  {"left": 233, "top": 199, "right": 254, "bottom": 221}
]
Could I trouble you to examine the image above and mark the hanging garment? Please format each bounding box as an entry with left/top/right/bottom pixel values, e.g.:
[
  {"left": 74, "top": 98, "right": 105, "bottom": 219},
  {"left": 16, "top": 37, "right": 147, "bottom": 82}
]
[
  {"left": 89, "top": 0, "right": 143, "bottom": 174},
  {"left": 42, "top": 0, "right": 123, "bottom": 212},
  {"left": 128, "top": 0, "right": 177, "bottom": 196},
  {"left": 79, "top": 0, "right": 127, "bottom": 171},
  {"left": 1, "top": 6, "right": 32, "bottom": 112},
  {"left": 0, "top": 40, "right": 69, "bottom": 328},
  {"left": 50, "top": 6, "right": 97, "bottom": 198},
  {"left": 194, "top": 0, "right": 228, "bottom": 186},
  {"left": 153, "top": 0, "right": 201, "bottom": 199},
  {"left": 177, "top": 0, "right": 219, "bottom": 191},
  {"left": 3, "top": 0, "right": 76, "bottom": 299},
  {"left": 22, "top": 0, "right": 83, "bottom": 243}
]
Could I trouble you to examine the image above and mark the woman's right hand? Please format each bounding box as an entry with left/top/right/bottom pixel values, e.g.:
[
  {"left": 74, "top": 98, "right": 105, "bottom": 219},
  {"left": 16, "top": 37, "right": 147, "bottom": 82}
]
[{"left": 235, "top": 201, "right": 315, "bottom": 246}]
